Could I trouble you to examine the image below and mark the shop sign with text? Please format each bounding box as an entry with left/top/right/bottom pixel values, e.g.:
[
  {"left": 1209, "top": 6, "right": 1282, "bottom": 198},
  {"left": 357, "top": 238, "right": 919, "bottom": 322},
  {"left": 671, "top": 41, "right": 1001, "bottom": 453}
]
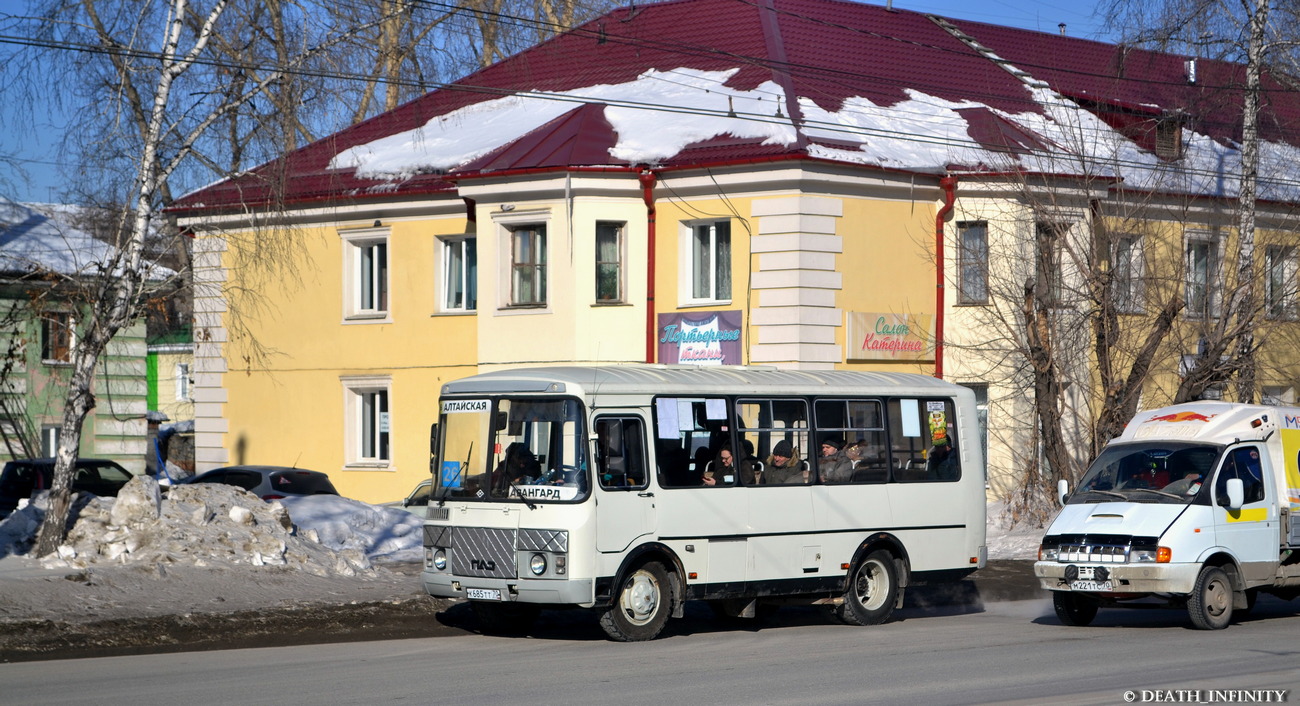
[
  {"left": 658, "top": 310, "right": 742, "bottom": 366},
  {"left": 847, "top": 312, "right": 933, "bottom": 362}
]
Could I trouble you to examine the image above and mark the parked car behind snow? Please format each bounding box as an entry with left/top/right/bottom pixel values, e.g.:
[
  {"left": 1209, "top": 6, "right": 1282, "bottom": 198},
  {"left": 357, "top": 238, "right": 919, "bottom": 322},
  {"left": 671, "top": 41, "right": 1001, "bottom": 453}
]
[
  {"left": 184, "top": 465, "right": 338, "bottom": 501},
  {"left": 384, "top": 479, "right": 431, "bottom": 518},
  {"left": 0, "top": 458, "right": 134, "bottom": 517}
]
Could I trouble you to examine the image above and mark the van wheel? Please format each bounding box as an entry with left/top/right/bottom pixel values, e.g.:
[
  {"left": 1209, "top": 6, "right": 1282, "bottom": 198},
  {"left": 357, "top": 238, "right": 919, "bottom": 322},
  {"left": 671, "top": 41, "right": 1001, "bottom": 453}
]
[
  {"left": 472, "top": 602, "right": 540, "bottom": 635},
  {"left": 1188, "top": 566, "right": 1233, "bottom": 630},
  {"left": 599, "top": 561, "right": 672, "bottom": 641},
  {"left": 1053, "top": 591, "right": 1098, "bottom": 626},
  {"left": 833, "top": 550, "right": 899, "bottom": 626}
]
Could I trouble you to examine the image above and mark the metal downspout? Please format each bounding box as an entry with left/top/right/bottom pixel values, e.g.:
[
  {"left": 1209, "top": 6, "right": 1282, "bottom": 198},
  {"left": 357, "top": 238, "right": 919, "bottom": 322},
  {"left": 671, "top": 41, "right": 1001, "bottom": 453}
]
[
  {"left": 935, "top": 175, "right": 958, "bottom": 379},
  {"left": 639, "top": 169, "right": 658, "bottom": 363}
]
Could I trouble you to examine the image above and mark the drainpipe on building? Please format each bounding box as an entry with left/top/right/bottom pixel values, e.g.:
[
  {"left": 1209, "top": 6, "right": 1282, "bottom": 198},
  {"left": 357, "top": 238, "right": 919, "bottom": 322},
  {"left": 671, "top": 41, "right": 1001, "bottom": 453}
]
[
  {"left": 934, "top": 175, "right": 958, "bottom": 380},
  {"left": 639, "top": 169, "right": 658, "bottom": 364}
]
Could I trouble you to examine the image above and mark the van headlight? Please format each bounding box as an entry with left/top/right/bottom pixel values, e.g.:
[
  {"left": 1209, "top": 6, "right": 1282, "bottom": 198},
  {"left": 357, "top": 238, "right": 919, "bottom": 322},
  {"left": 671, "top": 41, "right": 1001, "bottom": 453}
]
[
  {"left": 433, "top": 549, "right": 447, "bottom": 570},
  {"left": 1039, "top": 543, "right": 1059, "bottom": 561},
  {"left": 530, "top": 553, "right": 547, "bottom": 576}
]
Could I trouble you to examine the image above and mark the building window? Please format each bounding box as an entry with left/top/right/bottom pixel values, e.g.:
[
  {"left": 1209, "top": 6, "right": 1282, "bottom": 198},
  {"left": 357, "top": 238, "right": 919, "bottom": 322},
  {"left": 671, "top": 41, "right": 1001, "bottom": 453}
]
[
  {"left": 510, "top": 225, "right": 546, "bottom": 306},
  {"left": 595, "top": 221, "right": 625, "bottom": 303},
  {"left": 175, "top": 362, "right": 191, "bottom": 402},
  {"left": 1265, "top": 245, "right": 1296, "bottom": 320},
  {"left": 441, "top": 236, "right": 477, "bottom": 312},
  {"left": 341, "top": 227, "right": 389, "bottom": 320},
  {"left": 40, "top": 425, "right": 60, "bottom": 457},
  {"left": 690, "top": 220, "right": 731, "bottom": 302},
  {"left": 1113, "top": 235, "right": 1144, "bottom": 313},
  {"left": 41, "top": 312, "right": 74, "bottom": 364},
  {"left": 1262, "top": 386, "right": 1296, "bottom": 405},
  {"left": 343, "top": 377, "right": 391, "bottom": 466},
  {"left": 957, "top": 221, "right": 988, "bottom": 305},
  {"left": 1186, "top": 234, "right": 1221, "bottom": 319},
  {"left": 1154, "top": 118, "right": 1183, "bottom": 160}
]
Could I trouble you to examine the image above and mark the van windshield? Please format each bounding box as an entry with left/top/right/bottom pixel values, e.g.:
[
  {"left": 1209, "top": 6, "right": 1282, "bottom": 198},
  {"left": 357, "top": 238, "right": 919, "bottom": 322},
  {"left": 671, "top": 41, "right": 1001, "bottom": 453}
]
[
  {"left": 435, "top": 397, "right": 589, "bottom": 504},
  {"left": 1070, "top": 442, "right": 1221, "bottom": 505}
]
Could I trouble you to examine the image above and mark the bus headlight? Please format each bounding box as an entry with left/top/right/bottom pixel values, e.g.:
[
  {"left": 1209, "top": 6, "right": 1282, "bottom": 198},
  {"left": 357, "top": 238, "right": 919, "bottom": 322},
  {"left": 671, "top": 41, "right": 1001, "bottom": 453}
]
[
  {"left": 530, "top": 553, "right": 547, "bottom": 576},
  {"left": 433, "top": 549, "right": 447, "bottom": 570}
]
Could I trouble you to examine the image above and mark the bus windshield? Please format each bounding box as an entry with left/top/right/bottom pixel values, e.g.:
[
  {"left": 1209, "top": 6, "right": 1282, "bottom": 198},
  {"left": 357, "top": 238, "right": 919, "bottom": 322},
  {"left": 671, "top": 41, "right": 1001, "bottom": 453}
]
[
  {"left": 1069, "top": 442, "right": 1221, "bottom": 505},
  {"left": 435, "top": 397, "right": 589, "bottom": 504}
]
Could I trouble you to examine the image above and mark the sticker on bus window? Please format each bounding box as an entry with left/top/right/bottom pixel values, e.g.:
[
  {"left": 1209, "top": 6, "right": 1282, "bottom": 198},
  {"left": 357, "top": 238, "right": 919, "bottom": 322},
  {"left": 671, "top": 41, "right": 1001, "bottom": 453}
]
[
  {"left": 440, "top": 461, "right": 464, "bottom": 488},
  {"left": 929, "top": 410, "right": 949, "bottom": 447},
  {"left": 656, "top": 398, "right": 679, "bottom": 438}
]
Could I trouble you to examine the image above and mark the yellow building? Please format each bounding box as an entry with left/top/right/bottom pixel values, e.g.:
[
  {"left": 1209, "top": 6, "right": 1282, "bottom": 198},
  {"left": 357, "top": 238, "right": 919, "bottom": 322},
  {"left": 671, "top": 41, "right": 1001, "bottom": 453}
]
[{"left": 172, "top": 0, "right": 1300, "bottom": 503}]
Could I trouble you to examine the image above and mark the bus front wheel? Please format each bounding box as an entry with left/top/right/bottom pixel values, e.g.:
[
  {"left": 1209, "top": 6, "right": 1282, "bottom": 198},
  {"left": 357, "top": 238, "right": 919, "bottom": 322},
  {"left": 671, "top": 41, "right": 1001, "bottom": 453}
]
[
  {"left": 834, "top": 550, "right": 899, "bottom": 626},
  {"left": 599, "top": 561, "right": 672, "bottom": 641}
]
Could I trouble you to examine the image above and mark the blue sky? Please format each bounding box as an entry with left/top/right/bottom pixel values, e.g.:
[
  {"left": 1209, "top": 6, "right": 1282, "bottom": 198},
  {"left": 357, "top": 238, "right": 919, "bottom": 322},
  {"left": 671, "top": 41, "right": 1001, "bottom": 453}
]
[{"left": 0, "top": 0, "right": 1115, "bottom": 204}]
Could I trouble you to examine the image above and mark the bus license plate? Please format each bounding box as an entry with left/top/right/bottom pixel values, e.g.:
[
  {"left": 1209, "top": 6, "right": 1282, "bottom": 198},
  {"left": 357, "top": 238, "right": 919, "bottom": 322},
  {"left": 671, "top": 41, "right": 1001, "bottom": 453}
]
[
  {"left": 1069, "top": 580, "right": 1112, "bottom": 591},
  {"left": 466, "top": 588, "right": 502, "bottom": 601}
]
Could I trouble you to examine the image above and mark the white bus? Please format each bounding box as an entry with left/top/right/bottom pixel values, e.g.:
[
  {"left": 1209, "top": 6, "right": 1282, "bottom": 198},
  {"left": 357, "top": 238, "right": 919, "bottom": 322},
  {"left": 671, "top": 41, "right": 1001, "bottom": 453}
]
[{"left": 422, "top": 364, "right": 986, "bottom": 641}]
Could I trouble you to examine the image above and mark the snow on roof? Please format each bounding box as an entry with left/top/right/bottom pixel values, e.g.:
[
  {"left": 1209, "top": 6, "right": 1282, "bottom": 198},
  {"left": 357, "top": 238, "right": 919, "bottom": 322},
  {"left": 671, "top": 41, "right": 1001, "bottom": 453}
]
[
  {"left": 174, "top": 0, "right": 1300, "bottom": 212},
  {"left": 0, "top": 197, "right": 118, "bottom": 276}
]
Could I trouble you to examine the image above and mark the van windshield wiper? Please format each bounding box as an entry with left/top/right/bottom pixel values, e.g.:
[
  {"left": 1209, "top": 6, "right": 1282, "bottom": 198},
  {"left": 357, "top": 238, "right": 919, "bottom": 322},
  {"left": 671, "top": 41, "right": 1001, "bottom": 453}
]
[
  {"left": 1080, "top": 488, "right": 1126, "bottom": 501},
  {"left": 1126, "top": 487, "right": 1183, "bottom": 500}
]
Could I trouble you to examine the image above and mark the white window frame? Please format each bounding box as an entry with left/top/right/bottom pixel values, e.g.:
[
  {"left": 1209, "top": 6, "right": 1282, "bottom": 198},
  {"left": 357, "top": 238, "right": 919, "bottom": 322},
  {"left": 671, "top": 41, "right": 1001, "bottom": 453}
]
[
  {"left": 492, "top": 208, "right": 552, "bottom": 313},
  {"left": 595, "top": 221, "right": 626, "bottom": 304},
  {"left": 680, "top": 219, "right": 732, "bottom": 306},
  {"left": 1185, "top": 231, "right": 1222, "bottom": 319},
  {"left": 956, "top": 221, "right": 988, "bottom": 305},
  {"left": 439, "top": 235, "right": 477, "bottom": 313},
  {"left": 1113, "top": 234, "right": 1145, "bottom": 314},
  {"left": 175, "top": 362, "right": 191, "bottom": 402},
  {"left": 341, "top": 226, "right": 390, "bottom": 322},
  {"left": 41, "top": 311, "right": 75, "bottom": 364},
  {"left": 341, "top": 376, "right": 392, "bottom": 469},
  {"left": 1265, "top": 244, "right": 1297, "bottom": 321}
]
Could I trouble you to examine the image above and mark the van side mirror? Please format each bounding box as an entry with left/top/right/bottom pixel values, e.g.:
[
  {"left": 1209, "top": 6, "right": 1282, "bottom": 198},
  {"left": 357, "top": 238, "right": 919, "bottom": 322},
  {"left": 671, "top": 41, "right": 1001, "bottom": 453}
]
[
  {"left": 1057, "top": 478, "right": 1069, "bottom": 505},
  {"left": 1223, "top": 477, "right": 1244, "bottom": 510}
]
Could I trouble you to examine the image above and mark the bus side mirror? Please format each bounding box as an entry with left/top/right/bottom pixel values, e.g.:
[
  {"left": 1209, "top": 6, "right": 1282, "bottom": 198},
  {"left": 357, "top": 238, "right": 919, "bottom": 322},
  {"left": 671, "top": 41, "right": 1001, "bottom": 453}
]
[
  {"left": 429, "top": 423, "right": 440, "bottom": 474},
  {"left": 1224, "top": 478, "right": 1244, "bottom": 510},
  {"left": 1057, "top": 478, "right": 1069, "bottom": 505}
]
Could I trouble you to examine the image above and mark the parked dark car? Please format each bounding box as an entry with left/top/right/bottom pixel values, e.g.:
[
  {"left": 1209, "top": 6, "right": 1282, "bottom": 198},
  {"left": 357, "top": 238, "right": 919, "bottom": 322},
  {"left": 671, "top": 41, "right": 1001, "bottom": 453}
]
[
  {"left": 0, "top": 458, "right": 134, "bottom": 517},
  {"left": 184, "top": 465, "right": 339, "bottom": 501}
]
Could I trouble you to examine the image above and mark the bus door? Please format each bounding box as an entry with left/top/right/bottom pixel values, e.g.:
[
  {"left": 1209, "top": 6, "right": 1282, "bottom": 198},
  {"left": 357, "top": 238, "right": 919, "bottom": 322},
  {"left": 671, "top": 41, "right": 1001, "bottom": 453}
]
[{"left": 594, "top": 414, "right": 657, "bottom": 553}]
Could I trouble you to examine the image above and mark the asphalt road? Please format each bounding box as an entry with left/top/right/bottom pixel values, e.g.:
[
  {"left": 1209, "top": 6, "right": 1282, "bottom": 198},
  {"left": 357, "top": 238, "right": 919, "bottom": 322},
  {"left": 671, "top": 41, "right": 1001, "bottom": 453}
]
[{"left": 5, "top": 593, "right": 1300, "bottom": 705}]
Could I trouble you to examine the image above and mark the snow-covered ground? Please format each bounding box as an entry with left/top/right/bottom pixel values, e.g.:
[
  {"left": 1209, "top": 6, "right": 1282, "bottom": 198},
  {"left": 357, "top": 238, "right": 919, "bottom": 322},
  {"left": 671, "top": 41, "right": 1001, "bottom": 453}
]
[{"left": 0, "top": 476, "right": 1038, "bottom": 624}]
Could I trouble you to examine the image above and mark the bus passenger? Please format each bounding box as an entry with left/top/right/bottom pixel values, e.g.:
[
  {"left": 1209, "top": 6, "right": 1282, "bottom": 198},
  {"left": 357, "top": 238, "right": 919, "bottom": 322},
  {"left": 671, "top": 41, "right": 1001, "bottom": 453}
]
[
  {"left": 765, "top": 440, "right": 806, "bottom": 484},
  {"left": 703, "top": 442, "right": 745, "bottom": 486},
  {"left": 818, "top": 437, "right": 852, "bottom": 483}
]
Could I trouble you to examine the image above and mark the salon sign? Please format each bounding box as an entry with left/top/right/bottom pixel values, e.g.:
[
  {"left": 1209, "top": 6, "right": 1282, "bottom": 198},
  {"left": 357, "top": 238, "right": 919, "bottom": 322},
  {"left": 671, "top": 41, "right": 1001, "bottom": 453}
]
[{"left": 847, "top": 312, "right": 934, "bottom": 362}]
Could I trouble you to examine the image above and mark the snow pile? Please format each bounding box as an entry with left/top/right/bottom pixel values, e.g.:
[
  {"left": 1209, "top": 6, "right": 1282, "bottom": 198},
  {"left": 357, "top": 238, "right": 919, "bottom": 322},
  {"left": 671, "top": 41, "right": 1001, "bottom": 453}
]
[
  {"left": 279, "top": 494, "right": 425, "bottom": 562},
  {"left": 985, "top": 499, "right": 1047, "bottom": 560},
  {"left": 0, "top": 476, "right": 426, "bottom": 576}
]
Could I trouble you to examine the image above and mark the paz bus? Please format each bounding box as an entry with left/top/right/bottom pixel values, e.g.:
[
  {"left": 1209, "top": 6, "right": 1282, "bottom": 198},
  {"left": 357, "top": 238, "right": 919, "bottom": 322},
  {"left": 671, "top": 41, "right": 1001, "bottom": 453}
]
[{"left": 421, "top": 364, "right": 986, "bottom": 641}]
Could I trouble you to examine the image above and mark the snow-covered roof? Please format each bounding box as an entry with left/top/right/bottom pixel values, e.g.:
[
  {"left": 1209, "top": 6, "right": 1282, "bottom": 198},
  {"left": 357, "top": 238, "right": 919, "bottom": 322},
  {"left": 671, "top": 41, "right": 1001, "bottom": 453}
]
[
  {"left": 171, "top": 0, "right": 1300, "bottom": 214},
  {"left": 0, "top": 197, "right": 118, "bottom": 276}
]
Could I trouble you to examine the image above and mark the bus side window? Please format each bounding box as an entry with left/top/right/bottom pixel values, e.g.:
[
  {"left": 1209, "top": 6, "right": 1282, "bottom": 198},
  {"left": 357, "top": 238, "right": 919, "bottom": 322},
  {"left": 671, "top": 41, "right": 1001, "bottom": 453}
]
[
  {"left": 888, "top": 398, "right": 961, "bottom": 483},
  {"left": 596, "top": 417, "right": 648, "bottom": 490}
]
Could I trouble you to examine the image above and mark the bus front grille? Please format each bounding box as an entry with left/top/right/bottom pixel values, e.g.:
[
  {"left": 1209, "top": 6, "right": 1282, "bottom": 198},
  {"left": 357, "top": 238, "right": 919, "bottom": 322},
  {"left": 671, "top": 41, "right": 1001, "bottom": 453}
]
[{"left": 451, "top": 527, "right": 517, "bottom": 579}]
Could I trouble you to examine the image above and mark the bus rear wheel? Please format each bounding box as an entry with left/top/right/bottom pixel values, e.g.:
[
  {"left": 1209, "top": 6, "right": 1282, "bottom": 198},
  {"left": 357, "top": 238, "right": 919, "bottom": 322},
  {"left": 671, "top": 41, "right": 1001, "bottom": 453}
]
[
  {"left": 599, "top": 561, "right": 672, "bottom": 642},
  {"left": 1052, "top": 591, "right": 1098, "bottom": 626},
  {"left": 833, "top": 550, "right": 898, "bottom": 626},
  {"left": 472, "top": 601, "right": 540, "bottom": 635},
  {"left": 1188, "top": 565, "right": 1233, "bottom": 630}
]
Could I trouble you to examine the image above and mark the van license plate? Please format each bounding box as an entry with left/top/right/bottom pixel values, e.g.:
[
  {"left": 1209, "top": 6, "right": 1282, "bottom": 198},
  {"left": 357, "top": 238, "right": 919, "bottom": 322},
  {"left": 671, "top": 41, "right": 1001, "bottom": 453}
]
[
  {"left": 1069, "top": 580, "right": 1112, "bottom": 591},
  {"left": 466, "top": 588, "right": 502, "bottom": 601}
]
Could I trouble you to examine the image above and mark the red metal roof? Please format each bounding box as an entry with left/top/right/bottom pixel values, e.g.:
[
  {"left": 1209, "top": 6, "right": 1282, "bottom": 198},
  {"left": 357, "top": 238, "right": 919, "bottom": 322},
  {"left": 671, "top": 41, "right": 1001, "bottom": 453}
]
[{"left": 172, "top": 0, "right": 1294, "bottom": 214}]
